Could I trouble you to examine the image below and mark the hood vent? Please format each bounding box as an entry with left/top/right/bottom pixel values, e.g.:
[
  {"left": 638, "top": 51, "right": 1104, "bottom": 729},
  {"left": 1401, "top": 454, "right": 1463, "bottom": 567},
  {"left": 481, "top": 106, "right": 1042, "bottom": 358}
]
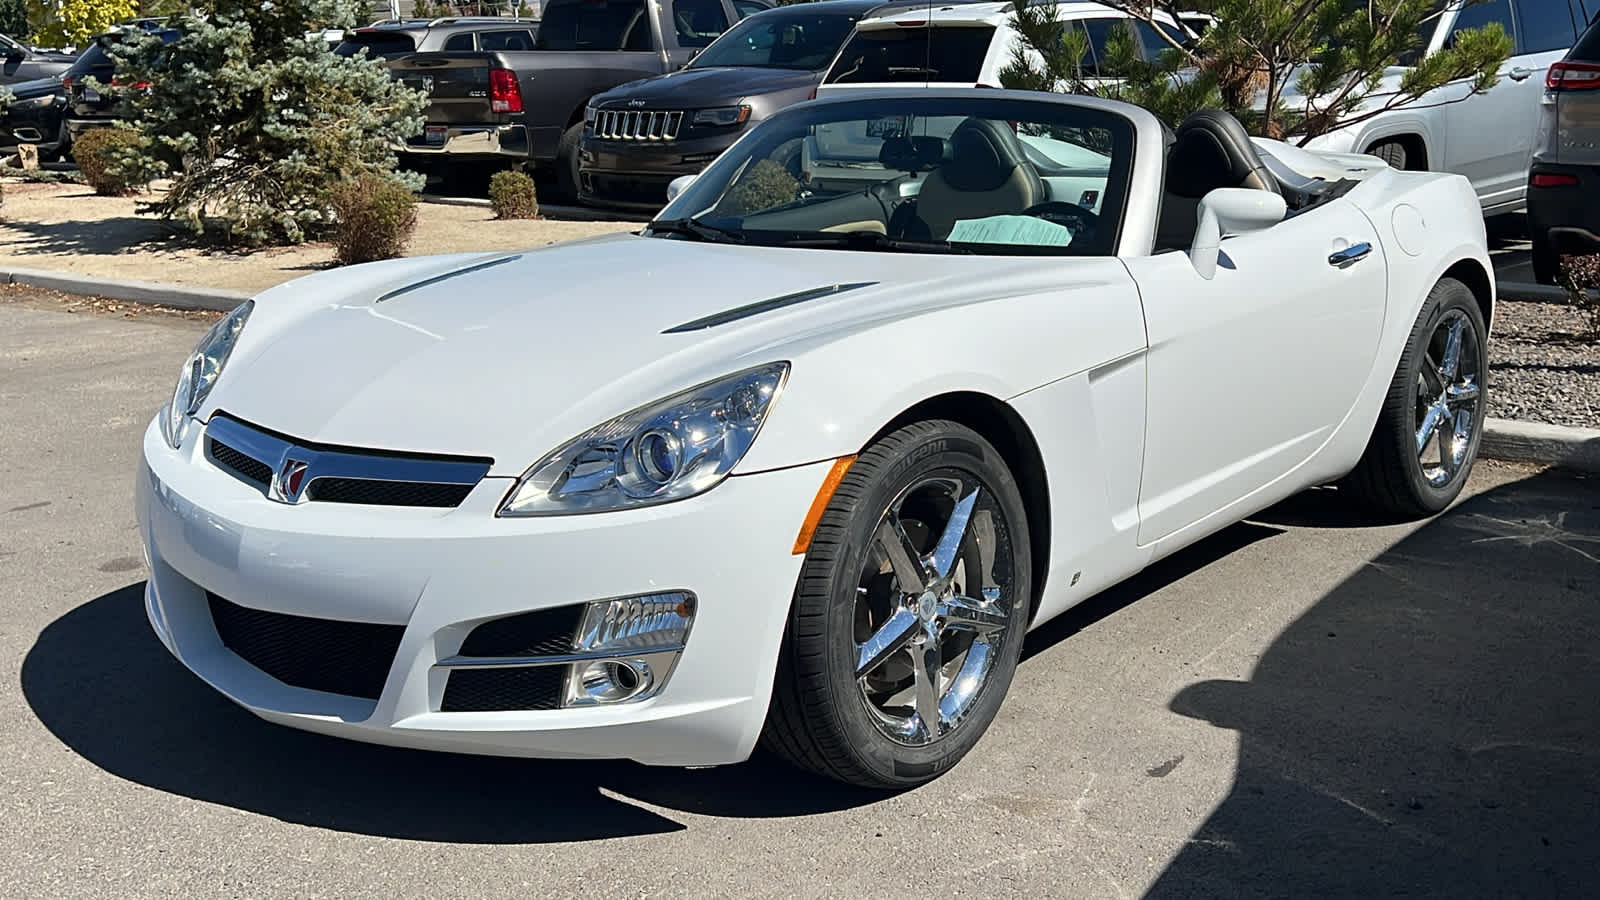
[
  {"left": 663, "top": 282, "right": 878, "bottom": 333},
  {"left": 375, "top": 254, "right": 522, "bottom": 304}
]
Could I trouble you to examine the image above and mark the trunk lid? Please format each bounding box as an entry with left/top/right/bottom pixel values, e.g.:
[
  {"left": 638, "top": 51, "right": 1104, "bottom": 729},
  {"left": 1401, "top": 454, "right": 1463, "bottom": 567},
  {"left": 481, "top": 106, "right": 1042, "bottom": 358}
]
[{"left": 388, "top": 52, "right": 516, "bottom": 129}]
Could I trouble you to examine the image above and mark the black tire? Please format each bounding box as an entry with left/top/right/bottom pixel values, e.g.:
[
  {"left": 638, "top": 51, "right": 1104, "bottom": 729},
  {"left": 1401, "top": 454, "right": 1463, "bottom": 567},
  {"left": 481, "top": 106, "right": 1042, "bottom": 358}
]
[
  {"left": 1367, "top": 140, "right": 1409, "bottom": 170},
  {"left": 1344, "top": 277, "right": 1488, "bottom": 519},
  {"left": 1531, "top": 230, "right": 1561, "bottom": 285},
  {"left": 551, "top": 122, "right": 584, "bottom": 204},
  {"left": 762, "top": 420, "right": 1032, "bottom": 789}
]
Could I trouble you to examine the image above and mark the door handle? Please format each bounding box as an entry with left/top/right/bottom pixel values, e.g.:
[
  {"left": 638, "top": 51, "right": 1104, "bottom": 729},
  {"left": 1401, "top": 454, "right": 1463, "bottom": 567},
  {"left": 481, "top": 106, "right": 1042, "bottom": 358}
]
[
  {"left": 1328, "top": 242, "right": 1372, "bottom": 267},
  {"left": 1508, "top": 66, "right": 1534, "bottom": 81}
]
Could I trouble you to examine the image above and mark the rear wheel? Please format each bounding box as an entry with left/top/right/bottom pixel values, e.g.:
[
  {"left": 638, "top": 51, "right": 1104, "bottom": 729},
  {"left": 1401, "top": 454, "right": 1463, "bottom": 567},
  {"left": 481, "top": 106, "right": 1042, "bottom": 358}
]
[
  {"left": 1531, "top": 229, "right": 1561, "bottom": 285},
  {"left": 1344, "top": 277, "right": 1488, "bottom": 518},
  {"left": 1367, "top": 140, "right": 1409, "bottom": 170},
  {"left": 762, "top": 420, "right": 1031, "bottom": 789}
]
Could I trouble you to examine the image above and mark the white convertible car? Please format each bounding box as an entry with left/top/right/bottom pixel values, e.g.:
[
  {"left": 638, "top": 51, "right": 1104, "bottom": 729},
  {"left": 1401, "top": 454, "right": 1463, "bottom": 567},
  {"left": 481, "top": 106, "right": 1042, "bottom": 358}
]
[{"left": 136, "top": 90, "right": 1493, "bottom": 788}]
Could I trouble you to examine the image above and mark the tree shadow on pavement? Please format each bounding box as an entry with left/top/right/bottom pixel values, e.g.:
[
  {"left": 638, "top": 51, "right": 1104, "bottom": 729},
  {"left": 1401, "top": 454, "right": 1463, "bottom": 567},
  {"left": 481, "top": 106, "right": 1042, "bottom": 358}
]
[
  {"left": 0, "top": 216, "right": 189, "bottom": 257},
  {"left": 1148, "top": 469, "right": 1600, "bottom": 898},
  {"left": 19, "top": 585, "right": 884, "bottom": 844}
]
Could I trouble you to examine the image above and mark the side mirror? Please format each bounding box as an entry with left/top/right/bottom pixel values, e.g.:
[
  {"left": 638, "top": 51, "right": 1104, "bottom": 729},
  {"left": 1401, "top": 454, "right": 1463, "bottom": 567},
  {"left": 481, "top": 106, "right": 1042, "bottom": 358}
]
[
  {"left": 665, "top": 172, "right": 698, "bottom": 203},
  {"left": 1189, "top": 187, "right": 1287, "bottom": 279}
]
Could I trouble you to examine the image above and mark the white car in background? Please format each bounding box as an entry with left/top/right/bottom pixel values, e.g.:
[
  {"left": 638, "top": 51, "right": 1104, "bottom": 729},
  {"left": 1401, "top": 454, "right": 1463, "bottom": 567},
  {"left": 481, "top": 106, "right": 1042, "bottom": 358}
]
[
  {"left": 816, "top": 0, "right": 1193, "bottom": 95},
  {"left": 137, "top": 89, "right": 1493, "bottom": 789},
  {"left": 1299, "top": 0, "right": 1592, "bottom": 214}
]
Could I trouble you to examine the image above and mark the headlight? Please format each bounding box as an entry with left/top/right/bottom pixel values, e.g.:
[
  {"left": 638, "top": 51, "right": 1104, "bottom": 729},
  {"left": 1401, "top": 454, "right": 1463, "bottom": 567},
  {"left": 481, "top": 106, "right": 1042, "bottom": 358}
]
[
  {"left": 692, "top": 105, "right": 751, "bottom": 127},
  {"left": 160, "top": 300, "right": 253, "bottom": 449},
  {"left": 498, "top": 362, "right": 789, "bottom": 516},
  {"left": 584, "top": 104, "right": 596, "bottom": 126}
]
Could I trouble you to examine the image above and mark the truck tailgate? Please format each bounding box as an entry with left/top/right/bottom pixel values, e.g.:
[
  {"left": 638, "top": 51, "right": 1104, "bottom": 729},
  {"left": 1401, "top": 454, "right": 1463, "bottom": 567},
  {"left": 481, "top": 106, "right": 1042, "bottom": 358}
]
[{"left": 387, "top": 52, "right": 512, "bottom": 129}]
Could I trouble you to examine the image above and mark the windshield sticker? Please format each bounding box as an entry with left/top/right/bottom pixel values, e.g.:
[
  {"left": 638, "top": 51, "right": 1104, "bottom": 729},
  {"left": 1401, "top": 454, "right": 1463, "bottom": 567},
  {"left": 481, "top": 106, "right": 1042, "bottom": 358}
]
[{"left": 948, "top": 215, "right": 1075, "bottom": 248}]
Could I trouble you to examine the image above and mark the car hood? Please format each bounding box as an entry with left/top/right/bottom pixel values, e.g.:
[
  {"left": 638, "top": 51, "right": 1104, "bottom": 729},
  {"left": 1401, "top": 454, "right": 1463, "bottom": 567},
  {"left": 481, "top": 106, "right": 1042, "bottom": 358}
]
[
  {"left": 205, "top": 235, "right": 1008, "bottom": 475},
  {"left": 594, "top": 66, "right": 819, "bottom": 107}
]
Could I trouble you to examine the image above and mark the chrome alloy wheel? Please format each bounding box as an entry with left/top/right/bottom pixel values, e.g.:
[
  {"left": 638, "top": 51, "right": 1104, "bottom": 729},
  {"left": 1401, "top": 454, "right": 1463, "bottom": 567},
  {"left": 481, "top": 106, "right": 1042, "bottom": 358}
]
[
  {"left": 852, "top": 472, "right": 1016, "bottom": 746},
  {"left": 1414, "top": 308, "right": 1483, "bottom": 488}
]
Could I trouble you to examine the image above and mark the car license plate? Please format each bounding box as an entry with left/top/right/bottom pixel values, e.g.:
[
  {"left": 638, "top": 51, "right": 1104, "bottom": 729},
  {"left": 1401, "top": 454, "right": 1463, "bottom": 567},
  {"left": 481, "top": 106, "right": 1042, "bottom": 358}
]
[
  {"left": 425, "top": 125, "right": 448, "bottom": 145},
  {"left": 83, "top": 88, "right": 101, "bottom": 102}
]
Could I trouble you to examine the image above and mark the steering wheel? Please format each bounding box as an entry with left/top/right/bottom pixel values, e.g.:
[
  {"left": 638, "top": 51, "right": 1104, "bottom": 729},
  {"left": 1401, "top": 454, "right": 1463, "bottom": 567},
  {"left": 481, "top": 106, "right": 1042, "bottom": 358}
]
[{"left": 1021, "top": 201, "right": 1099, "bottom": 236}]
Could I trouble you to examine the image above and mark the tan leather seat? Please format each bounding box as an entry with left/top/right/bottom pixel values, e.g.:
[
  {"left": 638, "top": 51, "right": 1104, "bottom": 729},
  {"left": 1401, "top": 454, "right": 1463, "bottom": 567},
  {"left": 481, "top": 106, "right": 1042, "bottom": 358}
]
[{"left": 912, "top": 119, "right": 1045, "bottom": 241}]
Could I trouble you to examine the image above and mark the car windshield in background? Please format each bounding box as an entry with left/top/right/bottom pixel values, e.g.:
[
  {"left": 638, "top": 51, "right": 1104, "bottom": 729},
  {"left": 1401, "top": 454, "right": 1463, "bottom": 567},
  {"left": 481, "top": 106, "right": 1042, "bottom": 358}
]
[
  {"left": 824, "top": 25, "right": 996, "bottom": 83},
  {"left": 653, "top": 96, "right": 1134, "bottom": 256},
  {"left": 688, "top": 8, "right": 859, "bottom": 69},
  {"left": 335, "top": 31, "right": 418, "bottom": 59},
  {"left": 536, "top": 0, "right": 654, "bottom": 50}
]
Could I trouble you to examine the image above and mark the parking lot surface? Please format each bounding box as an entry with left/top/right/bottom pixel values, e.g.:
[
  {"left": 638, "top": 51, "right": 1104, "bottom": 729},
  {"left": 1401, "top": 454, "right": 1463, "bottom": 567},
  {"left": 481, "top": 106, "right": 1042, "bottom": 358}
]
[{"left": 2, "top": 294, "right": 1596, "bottom": 898}]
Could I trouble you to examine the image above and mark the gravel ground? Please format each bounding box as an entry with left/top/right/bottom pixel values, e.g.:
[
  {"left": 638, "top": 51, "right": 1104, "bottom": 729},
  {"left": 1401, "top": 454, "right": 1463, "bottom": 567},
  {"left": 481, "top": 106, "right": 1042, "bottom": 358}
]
[{"left": 1489, "top": 299, "right": 1600, "bottom": 429}]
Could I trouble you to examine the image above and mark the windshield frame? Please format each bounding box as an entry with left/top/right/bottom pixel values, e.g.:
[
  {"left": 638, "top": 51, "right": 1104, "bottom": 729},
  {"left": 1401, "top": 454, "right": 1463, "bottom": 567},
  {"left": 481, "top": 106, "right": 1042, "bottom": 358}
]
[
  {"left": 654, "top": 93, "right": 1141, "bottom": 258},
  {"left": 686, "top": 5, "right": 863, "bottom": 71}
]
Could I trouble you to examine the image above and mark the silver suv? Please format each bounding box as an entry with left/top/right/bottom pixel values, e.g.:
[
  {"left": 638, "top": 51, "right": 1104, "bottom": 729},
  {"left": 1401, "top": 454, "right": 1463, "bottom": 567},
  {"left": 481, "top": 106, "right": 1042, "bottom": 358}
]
[{"left": 1529, "top": 9, "right": 1600, "bottom": 282}]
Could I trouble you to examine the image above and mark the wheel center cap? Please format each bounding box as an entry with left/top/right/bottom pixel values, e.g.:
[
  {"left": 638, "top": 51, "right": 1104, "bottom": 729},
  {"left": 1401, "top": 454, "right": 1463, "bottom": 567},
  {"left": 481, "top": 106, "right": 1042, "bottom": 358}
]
[{"left": 916, "top": 590, "right": 938, "bottom": 623}]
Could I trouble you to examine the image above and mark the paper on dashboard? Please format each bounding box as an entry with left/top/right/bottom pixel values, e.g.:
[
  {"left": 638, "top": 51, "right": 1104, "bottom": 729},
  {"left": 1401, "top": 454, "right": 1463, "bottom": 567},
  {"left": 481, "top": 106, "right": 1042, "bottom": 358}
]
[{"left": 947, "top": 215, "right": 1074, "bottom": 247}]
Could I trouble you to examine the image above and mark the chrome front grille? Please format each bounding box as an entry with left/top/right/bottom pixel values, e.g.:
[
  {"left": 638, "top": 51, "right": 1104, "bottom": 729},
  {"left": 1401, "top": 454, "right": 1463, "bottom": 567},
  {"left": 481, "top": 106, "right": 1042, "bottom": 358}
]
[
  {"left": 593, "top": 108, "right": 684, "bottom": 141},
  {"left": 203, "top": 414, "right": 492, "bottom": 509}
]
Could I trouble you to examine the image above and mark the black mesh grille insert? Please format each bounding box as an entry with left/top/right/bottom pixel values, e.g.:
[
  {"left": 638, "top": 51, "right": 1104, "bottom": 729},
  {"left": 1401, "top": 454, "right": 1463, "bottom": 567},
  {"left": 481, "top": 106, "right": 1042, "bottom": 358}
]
[
  {"left": 458, "top": 605, "right": 585, "bottom": 658},
  {"left": 307, "top": 477, "right": 475, "bottom": 508},
  {"left": 207, "top": 593, "right": 405, "bottom": 700},
  {"left": 208, "top": 438, "right": 272, "bottom": 488},
  {"left": 442, "top": 667, "right": 565, "bottom": 712}
]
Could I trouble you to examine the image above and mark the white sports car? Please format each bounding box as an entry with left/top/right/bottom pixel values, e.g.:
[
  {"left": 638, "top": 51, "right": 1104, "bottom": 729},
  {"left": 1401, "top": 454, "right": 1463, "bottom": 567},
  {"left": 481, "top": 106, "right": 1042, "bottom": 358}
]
[{"left": 136, "top": 89, "right": 1493, "bottom": 788}]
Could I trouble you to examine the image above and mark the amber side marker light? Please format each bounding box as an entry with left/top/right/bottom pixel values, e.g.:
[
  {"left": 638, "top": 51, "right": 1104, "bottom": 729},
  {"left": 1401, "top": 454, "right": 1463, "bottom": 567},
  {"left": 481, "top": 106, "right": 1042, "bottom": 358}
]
[{"left": 792, "top": 456, "right": 856, "bottom": 555}]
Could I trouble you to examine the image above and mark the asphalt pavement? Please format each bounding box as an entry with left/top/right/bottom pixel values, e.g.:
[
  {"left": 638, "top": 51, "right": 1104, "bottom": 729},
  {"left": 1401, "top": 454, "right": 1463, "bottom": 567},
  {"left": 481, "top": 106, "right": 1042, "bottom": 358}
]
[{"left": 2, "top": 293, "right": 1597, "bottom": 898}]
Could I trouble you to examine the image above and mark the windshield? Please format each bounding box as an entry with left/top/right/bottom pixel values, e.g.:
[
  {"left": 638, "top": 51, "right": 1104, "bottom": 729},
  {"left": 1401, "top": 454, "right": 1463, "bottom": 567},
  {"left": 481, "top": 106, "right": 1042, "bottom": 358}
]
[
  {"left": 653, "top": 96, "right": 1135, "bottom": 256},
  {"left": 688, "top": 8, "right": 859, "bottom": 70},
  {"left": 824, "top": 25, "right": 996, "bottom": 84},
  {"left": 335, "top": 31, "right": 419, "bottom": 59}
]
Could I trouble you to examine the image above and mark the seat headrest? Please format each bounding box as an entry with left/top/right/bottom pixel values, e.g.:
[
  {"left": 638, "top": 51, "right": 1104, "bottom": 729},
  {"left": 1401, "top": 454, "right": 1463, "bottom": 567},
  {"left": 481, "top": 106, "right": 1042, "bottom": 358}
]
[
  {"left": 943, "top": 118, "right": 1027, "bottom": 192},
  {"left": 1167, "top": 108, "right": 1280, "bottom": 198}
]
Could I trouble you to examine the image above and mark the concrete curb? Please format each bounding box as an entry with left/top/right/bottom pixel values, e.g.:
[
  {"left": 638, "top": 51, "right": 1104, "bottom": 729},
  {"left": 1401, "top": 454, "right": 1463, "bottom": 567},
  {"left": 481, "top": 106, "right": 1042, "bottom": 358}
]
[
  {"left": 1, "top": 266, "right": 250, "bottom": 312},
  {"left": 1482, "top": 417, "right": 1600, "bottom": 473},
  {"left": 419, "top": 194, "right": 650, "bottom": 224},
  {"left": 1496, "top": 280, "right": 1571, "bottom": 302}
]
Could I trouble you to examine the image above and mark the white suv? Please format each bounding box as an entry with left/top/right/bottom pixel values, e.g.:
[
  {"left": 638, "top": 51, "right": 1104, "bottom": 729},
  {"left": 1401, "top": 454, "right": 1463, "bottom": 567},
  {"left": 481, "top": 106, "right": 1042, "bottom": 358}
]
[
  {"left": 816, "top": 1, "right": 1190, "bottom": 94},
  {"left": 1301, "top": 0, "right": 1591, "bottom": 214}
]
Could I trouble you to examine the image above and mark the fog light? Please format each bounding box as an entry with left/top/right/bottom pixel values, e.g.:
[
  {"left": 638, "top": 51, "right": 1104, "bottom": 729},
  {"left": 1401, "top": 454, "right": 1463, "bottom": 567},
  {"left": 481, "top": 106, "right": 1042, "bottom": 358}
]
[
  {"left": 561, "top": 591, "right": 696, "bottom": 707},
  {"left": 572, "top": 658, "right": 654, "bottom": 704}
]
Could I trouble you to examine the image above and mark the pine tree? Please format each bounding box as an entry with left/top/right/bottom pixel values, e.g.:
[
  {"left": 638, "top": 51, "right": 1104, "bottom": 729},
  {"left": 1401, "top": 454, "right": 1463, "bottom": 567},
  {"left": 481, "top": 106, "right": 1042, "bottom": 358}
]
[
  {"left": 107, "top": 0, "right": 428, "bottom": 244},
  {"left": 1001, "top": 0, "right": 1513, "bottom": 144},
  {"left": 0, "top": 0, "right": 27, "bottom": 39}
]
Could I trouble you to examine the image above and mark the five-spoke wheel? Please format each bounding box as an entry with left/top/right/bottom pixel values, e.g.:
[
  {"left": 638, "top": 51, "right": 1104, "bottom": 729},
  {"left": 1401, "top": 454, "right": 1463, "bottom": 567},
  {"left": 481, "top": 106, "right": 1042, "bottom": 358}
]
[{"left": 764, "top": 420, "right": 1031, "bottom": 788}]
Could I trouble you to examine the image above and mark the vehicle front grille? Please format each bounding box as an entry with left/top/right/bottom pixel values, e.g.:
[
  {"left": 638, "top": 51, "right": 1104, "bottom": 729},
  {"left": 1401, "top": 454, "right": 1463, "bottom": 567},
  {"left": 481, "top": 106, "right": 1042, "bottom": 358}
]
[
  {"left": 207, "top": 593, "right": 405, "bottom": 701},
  {"left": 208, "top": 437, "right": 273, "bottom": 488},
  {"left": 202, "top": 414, "right": 490, "bottom": 509},
  {"left": 441, "top": 667, "right": 565, "bottom": 712},
  {"left": 594, "top": 108, "right": 684, "bottom": 141},
  {"left": 307, "top": 477, "right": 476, "bottom": 508}
]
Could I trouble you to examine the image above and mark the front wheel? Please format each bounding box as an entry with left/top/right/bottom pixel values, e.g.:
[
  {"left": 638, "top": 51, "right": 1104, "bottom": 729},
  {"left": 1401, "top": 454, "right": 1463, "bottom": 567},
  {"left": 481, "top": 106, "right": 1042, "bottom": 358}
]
[
  {"left": 1344, "top": 277, "right": 1488, "bottom": 518},
  {"left": 762, "top": 420, "right": 1032, "bottom": 789},
  {"left": 552, "top": 122, "right": 584, "bottom": 204}
]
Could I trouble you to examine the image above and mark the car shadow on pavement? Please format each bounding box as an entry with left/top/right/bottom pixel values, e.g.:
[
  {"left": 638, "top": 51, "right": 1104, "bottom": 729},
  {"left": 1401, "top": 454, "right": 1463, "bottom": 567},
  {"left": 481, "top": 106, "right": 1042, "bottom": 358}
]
[
  {"left": 1147, "top": 468, "right": 1600, "bottom": 898},
  {"left": 19, "top": 585, "right": 885, "bottom": 843}
]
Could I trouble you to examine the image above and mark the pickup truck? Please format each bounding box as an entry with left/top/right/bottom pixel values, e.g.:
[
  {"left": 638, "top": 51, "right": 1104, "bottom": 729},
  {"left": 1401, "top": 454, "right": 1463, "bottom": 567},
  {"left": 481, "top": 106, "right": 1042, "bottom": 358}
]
[
  {"left": 2, "top": 33, "right": 76, "bottom": 87},
  {"left": 384, "top": 0, "right": 767, "bottom": 199}
]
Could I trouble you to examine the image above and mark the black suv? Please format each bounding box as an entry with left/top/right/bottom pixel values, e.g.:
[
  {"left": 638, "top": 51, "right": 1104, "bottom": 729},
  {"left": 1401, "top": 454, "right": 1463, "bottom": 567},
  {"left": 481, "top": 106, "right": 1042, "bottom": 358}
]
[
  {"left": 576, "top": 0, "right": 952, "bottom": 210},
  {"left": 62, "top": 28, "right": 179, "bottom": 143},
  {"left": 1529, "top": 8, "right": 1600, "bottom": 282},
  {"left": 334, "top": 16, "right": 542, "bottom": 60}
]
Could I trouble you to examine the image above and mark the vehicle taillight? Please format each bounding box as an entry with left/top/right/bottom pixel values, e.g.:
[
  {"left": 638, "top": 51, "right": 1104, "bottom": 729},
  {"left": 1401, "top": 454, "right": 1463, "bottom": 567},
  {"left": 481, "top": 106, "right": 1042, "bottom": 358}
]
[
  {"left": 490, "top": 69, "right": 523, "bottom": 113},
  {"left": 1532, "top": 173, "right": 1580, "bottom": 187},
  {"left": 61, "top": 75, "right": 74, "bottom": 90},
  {"left": 110, "top": 76, "right": 151, "bottom": 89},
  {"left": 1547, "top": 60, "right": 1600, "bottom": 91}
]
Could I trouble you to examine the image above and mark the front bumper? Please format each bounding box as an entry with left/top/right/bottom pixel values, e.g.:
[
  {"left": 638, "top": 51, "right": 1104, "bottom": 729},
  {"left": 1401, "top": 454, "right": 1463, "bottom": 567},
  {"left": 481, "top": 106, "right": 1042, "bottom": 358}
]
[
  {"left": 578, "top": 132, "right": 736, "bottom": 210},
  {"left": 399, "top": 123, "right": 530, "bottom": 160},
  {"left": 1527, "top": 160, "right": 1600, "bottom": 256},
  {"left": 136, "top": 415, "right": 827, "bottom": 766}
]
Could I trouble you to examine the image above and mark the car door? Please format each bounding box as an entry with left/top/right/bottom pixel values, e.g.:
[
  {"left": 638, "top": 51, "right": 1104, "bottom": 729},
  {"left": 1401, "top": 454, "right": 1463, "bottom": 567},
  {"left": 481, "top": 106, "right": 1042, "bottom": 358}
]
[
  {"left": 1439, "top": 0, "right": 1571, "bottom": 209},
  {"left": 1123, "top": 197, "right": 1388, "bottom": 544}
]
